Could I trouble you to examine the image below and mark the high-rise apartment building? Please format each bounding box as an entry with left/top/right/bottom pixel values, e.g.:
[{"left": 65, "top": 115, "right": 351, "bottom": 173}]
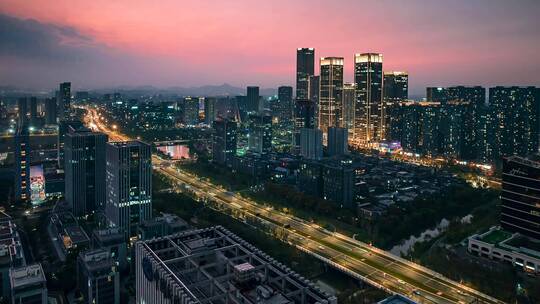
[
  {"left": 296, "top": 48, "right": 315, "bottom": 99},
  {"left": 105, "top": 141, "right": 152, "bottom": 239},
  {"left": 319, "top": 57, "right": 344, "bottom": 140},
  {"left": 490, "top": 87, "right": 538, "bottom": 163},
  {"left": 212, "top": 119, "right": 238, "bottom": 165},
  {"left": 65, "top": 129, "right": 108, "bottom": 217},
  {"left": 204, "top": 97, "right": 217, "bottom": 125},
  {"left": 383, "top": 72, "right": 408, "bottom": 140},
  {"left": 354, "top": 53, "right": 384, "bottom": 146},
  {"left": 501, "top": 156, "right": 540, "bottom": 240}
]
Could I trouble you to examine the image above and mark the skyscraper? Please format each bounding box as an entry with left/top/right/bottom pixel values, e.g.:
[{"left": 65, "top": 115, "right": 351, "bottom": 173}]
[
  {"left": 383, "top": 71, "right": 408, "bottom": 103},
  {"left": 58, "top": 82, "right": 71, "bottom": 120},
  {"left": 319, "top": 57, "right": 344, "bottom": 140},
  {"left": 327, "top": 127, "right": 348, "bottom": 156},
  {"left": 342, "top": 83, "right": 357, "bottom": 139},
  {"left": 57, "top": 120, "right": 85, "bottom": 169},
  {"left": 308, "top": 75, "right": 320, "bottom": 127},
  {"left": 296, "top": 48, "right": 315, "bottom": 99},
  {"left": 212, "top": 119, "right": 238, "bottom": 165},
  {"left": 182, "top": 97, "right": 200, "bottom": 126},
  {"left": 45, "top": 98, "right": 57, "bottom": 125},
  {"left": 204, "top": 97, "right": 217, "bottom": 125},
  {"left": 276, "top": 86, "right": 293, "bottom": 123},
  {"left": 14, "top": 126, "right": 30, "bottom": 202},
  {"left": 354, "top": 53, "right": 383, "bottom": 146},
  {"left": 247, "top": 114, "right": 272, "bottom": 154},
  {"left": 105, "top": 141, "right": 152, "bottom": 239},
  {"left": 65, "top": 129, "right": 108, "bottom": 217},
  {"left": 247, "top": 86, "right": 260, "bottom": 113},
  {"left": 500, "top": 156, "right": 540, "bottom": 240}
]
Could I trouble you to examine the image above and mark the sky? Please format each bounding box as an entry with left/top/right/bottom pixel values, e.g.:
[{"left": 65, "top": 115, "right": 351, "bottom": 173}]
[{"left": 0, "top": 0, "right": 539, "bottom": 96}]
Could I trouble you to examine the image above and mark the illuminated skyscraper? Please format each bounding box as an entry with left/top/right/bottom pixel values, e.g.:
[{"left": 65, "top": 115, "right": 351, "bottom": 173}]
[
  {"left": 182, "top": 97, "right": 199, "bottom": 126},
  {"left": 319, "top": 57, "right": 344, "bottom": 140},
  {"left": 276, "top": 86, "right": 293, "bottom": 123},
  {"left": 342, "top": 83, "right": 356, "bottom": 139},
  {"left": 65, "top": 129, "right": 108, "bottom": 217},
  {"left": 105, "top": 141, "right": 152, "bottom": 239},
  {"left": 212, "top": 119, "right": 238, "bottom": 165},
  {"left": 296, "top": 48, "right": 315, "bottom": 99},
  {"left": 354, "top": 53, "right": 383, "bottom": 146}
]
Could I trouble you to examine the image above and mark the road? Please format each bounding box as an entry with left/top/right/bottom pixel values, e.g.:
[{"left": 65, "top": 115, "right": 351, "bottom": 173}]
[{"left": 83, "top": 106, "right": 504, "bottom": 304}]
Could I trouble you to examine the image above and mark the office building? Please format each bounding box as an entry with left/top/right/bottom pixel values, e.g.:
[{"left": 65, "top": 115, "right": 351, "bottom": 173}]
[
  {"left": 319, "top": 57, "right": 344, "bottom": 139},
  {"left": 300, "top": 128, "right": 323, "bottom": 160},
  {"left": 105, "top": 141, "right": 152, "bottom": 239},
  {"left": 204, "top": 97, "right": 217, "bottom": 125},
  {"left": 354, "top": 53, "right": 384, "bottom": 146},
  {"left": 92, "top": 227, "right": 128, "bottom": 270},
  {"left": 57, "top": 120, "right": 85, "bottom": 169},
  {"left": 65, "top": 129, "right": 108, "bottom": 217},
  {"left": 14, "top": 127, "right": 30, "bottom": 202},
  {"left": 137, "top": 213, "right": 189, "bottom": 240},
  {"left": 322, "top": 158, "right": 363, "bottom": 208},
  {"left": 247, "top": 86, "right": 260, "bottom": 113},
  {"left": 275, "top": 86, "right": 293, "bottom": 123},
  {"left": 490, "top": 86, "right": 538, "bottom": 163},
  {"left": 9, "top": 264, "right": 47, "bottom": 304},
  {"left": 308, "top": 75, "right": 320, "bottom": 127},
  {"left": 48, "top": 212, "right": 90, "bottom": 261},
  {"left": 136, "top": 226, "right": 336, "bottom": 304},
  {"left": 44, "top": 98, "right": 57, "bottom": 125},
  {"left": 501, "top": 156, "right": 540, "bottom": 240},
  {"left": 212, "top": 119, "right": 238, "bottom": 165},
  {"left": 58, "top": 82, "right": 71, "bottom": 120},
  {"left": 247, "top": 114, "right": 272, "bottom": 154},
  {"left": 342, "top": 83, "right": 356, "bottom": 138},
  {"left": 77, "top": 249, "right": 120, "bottom": 304},
  {"left": 296, "top": 48, "right": 315, "bottom": 99},
  {"left": 182, "top": 97, "right": 200, "bottom": 126},
  {"left": 327, "top": 127, "right": 348, "bottom": 156}
]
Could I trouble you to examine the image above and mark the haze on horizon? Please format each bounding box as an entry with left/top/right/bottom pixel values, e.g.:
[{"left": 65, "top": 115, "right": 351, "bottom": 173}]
[{"left": 0, "top": 0, "right": 539, "bottom": 96}]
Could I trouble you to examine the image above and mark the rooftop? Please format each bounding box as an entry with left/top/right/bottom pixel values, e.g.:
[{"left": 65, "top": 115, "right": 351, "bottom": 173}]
[
  {"left": 139, "top": 226, "right": 336, "bottom": 304},
  {"left": 378, "top": 295, "right": 417, "bottom": 304},
  {"left": 10, "top": 263, "right": 46, "bottom": 289},
  {"left": 479, "top": 229, "right": 512, "bottom": 245}
]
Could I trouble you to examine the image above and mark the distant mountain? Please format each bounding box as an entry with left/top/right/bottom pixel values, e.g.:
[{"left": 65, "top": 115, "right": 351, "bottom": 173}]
[
  {"left": 0, "top": 83, "right": 279, "bottom": 98},
  {"left": 88, "top": 83, "right": 277, "bottom": 97}
]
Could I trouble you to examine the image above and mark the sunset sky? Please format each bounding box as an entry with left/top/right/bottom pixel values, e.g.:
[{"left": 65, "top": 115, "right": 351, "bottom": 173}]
[{"left": 1, "top": 0, "right": 539, "bottom": 95}]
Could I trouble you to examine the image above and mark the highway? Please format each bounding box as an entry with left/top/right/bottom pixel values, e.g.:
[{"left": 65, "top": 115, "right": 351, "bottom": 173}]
[{"left": 83, "top": 106, "right": 505, "bottom": 304}]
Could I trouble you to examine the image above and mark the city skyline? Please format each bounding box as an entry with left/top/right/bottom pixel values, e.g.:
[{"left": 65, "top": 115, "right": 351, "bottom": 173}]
[{"left": 1, "top": 1, "right": 540, "bottom": 95}]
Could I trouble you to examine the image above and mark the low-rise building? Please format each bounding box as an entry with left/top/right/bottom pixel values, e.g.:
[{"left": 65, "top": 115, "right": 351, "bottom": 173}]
[
  {"left": 468, "top": 227, "right": 540, "bottom": 274},
  {"left": 137, "top": 213, "right": 190, "bottom": 240}
]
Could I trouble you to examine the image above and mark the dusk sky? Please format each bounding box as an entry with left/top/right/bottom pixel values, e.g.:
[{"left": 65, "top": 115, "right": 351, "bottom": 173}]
[{"left": 1, "top": 0, "right": 539, "bottom": 95}]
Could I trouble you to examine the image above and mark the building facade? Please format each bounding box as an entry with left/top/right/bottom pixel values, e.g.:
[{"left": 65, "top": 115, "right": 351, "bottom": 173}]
[
  {"left": 105, "top": 141, "right": 152, "bottom": 239},
  {"left": 296, "top": 48, "right": 315, "bottom": 100},
  {"left": 319, "top": 57, "right": 344, "bottom": 140}
]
